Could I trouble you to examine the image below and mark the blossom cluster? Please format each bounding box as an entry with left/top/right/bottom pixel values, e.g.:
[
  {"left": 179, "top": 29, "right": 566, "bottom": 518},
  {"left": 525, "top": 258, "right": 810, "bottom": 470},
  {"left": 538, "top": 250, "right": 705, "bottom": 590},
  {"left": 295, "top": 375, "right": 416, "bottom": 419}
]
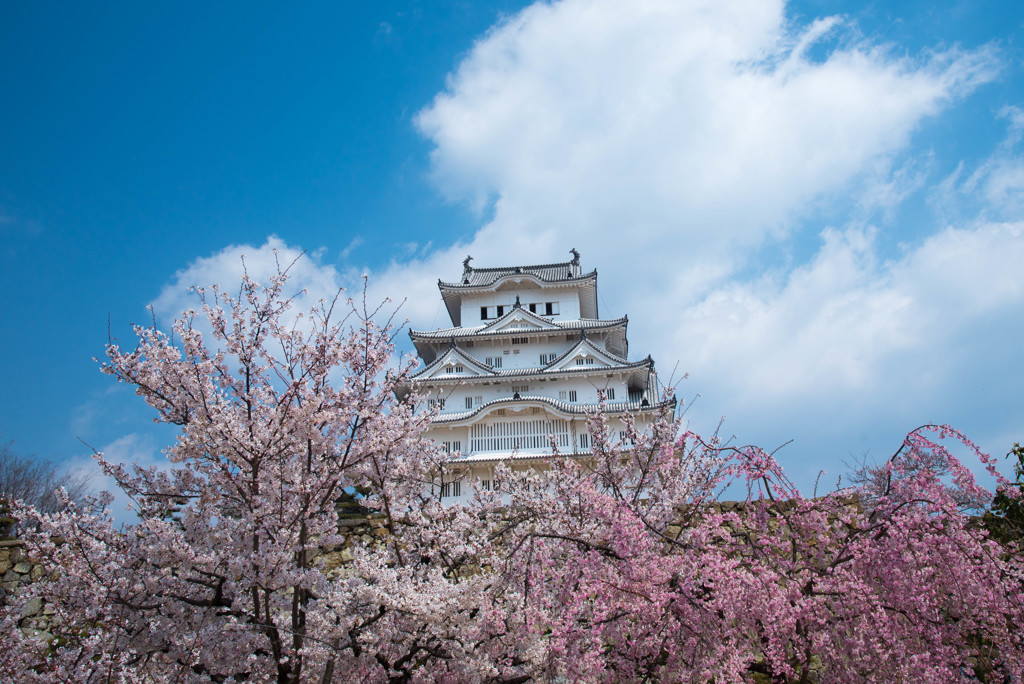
[{"left": 1, "top": 270, "right": 1020, "bottom": 683}]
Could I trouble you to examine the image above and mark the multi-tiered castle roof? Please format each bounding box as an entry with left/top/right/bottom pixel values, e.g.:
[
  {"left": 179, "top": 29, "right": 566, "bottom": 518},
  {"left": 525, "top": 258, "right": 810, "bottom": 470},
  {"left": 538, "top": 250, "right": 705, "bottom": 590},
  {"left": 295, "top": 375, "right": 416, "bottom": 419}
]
[{"left": 402, "top": 251, "right": 674, "bottom": 496}]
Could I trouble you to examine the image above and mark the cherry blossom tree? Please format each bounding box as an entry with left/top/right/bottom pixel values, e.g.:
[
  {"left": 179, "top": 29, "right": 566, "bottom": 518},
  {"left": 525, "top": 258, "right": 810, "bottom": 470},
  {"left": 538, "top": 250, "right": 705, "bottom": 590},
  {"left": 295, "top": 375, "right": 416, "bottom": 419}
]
[
  {"left": 484, "top": 418, "right": 1024, "bottom": 682},
  {"left": 0, "top": 266, "right": 530, "bottom": 682},
  {"left": 1, "top": 264, "right": 1021, "bottom": 683}
]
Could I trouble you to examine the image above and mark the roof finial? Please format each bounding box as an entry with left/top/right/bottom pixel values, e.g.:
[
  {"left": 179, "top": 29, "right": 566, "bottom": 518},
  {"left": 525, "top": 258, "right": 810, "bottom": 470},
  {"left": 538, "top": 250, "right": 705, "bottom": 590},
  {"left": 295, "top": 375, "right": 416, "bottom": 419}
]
[
  {"left": 514, "top": 294, "right": 522, "bottom": 309},
  {"left": 462, "top": 255, "right": 473, "bottom": 273},
  {"left": 570, "top": 248, "right": 580, "bottom": 265},
  {"left": 579, "top": 328, "right": 588, "bottom": 341},
  {"left": 449, "top": 337, "right": 457, "bottom": 350}
]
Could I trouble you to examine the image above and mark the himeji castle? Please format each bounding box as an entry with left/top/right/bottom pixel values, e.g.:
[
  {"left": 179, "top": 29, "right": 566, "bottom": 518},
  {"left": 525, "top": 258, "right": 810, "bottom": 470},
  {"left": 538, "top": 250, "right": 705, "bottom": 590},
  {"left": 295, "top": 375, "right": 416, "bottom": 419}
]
[{"left": 398, "top": 249, "right": 675, "bottom": 502}]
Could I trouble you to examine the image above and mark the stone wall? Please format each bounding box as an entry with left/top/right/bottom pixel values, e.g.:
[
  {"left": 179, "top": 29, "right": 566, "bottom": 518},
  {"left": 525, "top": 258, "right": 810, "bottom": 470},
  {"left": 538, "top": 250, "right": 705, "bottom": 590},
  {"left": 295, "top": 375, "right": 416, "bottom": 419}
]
[
  {"left": 0, "top": 539, "right": 55, "bottom": 640},
  {"left": 0, "top": 517, "right": 392, "bottom": 643}
]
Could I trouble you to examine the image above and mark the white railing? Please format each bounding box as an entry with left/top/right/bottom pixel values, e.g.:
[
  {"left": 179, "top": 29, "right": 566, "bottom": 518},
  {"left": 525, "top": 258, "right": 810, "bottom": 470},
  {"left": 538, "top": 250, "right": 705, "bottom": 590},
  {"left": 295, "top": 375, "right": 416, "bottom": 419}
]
[{"left": 469, "top": 418, "right": 571, "bottom": 453}]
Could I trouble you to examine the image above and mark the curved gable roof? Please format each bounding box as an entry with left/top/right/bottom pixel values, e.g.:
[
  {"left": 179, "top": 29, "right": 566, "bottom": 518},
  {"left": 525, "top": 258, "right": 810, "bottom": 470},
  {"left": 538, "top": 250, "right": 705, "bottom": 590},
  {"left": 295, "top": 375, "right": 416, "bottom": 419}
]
[
  {"left": 544, "top": 336, "right": 630, "bottom": 372},
  {"left": 410, "top": 346, "right": 495, "bottom": 380}
]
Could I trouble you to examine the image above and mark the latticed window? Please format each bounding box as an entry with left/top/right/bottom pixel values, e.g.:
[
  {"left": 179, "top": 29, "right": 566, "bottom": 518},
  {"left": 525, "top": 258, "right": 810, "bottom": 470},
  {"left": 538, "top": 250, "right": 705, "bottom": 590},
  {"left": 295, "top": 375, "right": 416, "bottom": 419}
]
[
  {"left": 440, "top": 480, "right": 462, "bottom": 498},
  {"left": 469, "top": 418, "right": 571, "bottom": 453}
]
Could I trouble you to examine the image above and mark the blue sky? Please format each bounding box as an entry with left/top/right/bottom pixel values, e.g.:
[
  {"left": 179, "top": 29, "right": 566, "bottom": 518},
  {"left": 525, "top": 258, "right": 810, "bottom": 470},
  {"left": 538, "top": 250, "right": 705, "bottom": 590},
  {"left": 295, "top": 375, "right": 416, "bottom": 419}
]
[{"left": 2, "top": 1, "right": 1022, "bottom": 502}]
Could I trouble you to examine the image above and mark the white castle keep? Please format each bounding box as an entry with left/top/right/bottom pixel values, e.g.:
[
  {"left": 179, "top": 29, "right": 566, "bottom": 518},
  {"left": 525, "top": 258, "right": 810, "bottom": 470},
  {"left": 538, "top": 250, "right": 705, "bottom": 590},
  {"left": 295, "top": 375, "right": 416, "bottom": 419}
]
[{"left": 398, "top": 250, "right": 675, "bottom": 502}]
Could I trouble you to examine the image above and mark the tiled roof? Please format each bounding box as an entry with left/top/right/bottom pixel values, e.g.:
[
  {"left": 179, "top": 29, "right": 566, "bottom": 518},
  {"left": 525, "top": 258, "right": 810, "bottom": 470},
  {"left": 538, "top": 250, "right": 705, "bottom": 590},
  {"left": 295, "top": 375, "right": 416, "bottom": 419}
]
[
  {"left": 410, "top": 354, "right": 653, "bottom": 382},
  {"left": 409, "top": 316, "right": 627, "bottom": 340},
  {"left": 544, "top": 336, "right": 630, "bottom": 368},
  {"left": 439, "top": 264, "right": 596, "bottom": 289},
  {"left": 409, "top": 346, "right": 494, "bottom": 380},
  {"left": 430, "top": 395, "right": 676, "bottom": 424},
  {"left": 458, "top": 451, "right": 588, "bottom": 463}
]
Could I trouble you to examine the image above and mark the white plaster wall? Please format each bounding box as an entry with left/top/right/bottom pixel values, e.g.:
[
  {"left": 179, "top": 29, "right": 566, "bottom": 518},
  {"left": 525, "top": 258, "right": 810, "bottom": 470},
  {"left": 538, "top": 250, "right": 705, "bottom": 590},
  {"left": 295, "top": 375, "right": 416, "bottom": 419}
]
[
  {"left": 458, "top": 287, "right": 582, "bottom": 325},
  {"left": 461, "top": 336, "right": 577, "bottom": 370},
  {"left": 422, "top": 373, "right": 633, "bottom": 420}
]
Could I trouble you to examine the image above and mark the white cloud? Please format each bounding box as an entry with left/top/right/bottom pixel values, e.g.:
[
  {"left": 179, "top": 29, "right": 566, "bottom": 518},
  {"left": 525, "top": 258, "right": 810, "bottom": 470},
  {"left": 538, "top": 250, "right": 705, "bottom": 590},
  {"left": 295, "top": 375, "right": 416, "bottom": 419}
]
[
  {"left": 413, "top": 0, "right": 996, "bottom": 272},
  {"left": 965, "top": 107, "right": 1024, "bottom": 217},
  {"left": 151, "top": 235, "right": 347, "bottom": 326},
  {"left": 676, "top": 221, "right": 1024, "bottom": 405},
  {"left": 65, "top": 433, "right": 166, "bottom": 526}
]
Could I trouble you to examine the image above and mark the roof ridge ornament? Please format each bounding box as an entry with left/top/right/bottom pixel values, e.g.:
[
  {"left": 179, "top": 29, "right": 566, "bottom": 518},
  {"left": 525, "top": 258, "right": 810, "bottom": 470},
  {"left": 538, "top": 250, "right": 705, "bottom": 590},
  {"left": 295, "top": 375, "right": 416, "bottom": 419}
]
[
  {"left": 514, "top": 295, "right": 522, "bottom": 309},
  {"left": 462, "top": 255, "right": 473, "bottom": 277},
  {"left": 449, "top": 337, "right": 457, "bottom": 350},
  {"left": 570, "top": 248, "right": 580, "bottom": 274},
  {"left": 579, "top": 328, "right": 588, "bottom": 341}
]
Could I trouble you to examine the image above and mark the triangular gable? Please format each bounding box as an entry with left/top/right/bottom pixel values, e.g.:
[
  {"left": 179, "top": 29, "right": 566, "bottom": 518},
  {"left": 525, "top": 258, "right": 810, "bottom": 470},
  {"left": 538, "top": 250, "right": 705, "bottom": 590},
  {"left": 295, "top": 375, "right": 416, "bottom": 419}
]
[
  {"left": 544, "top": 338, "right": 627, "bottom": 372},
  {"left": 479, "top": 307, "right": 560, "bottom": 334},
  {"left": 412, "top": 347, "right": 494, "bottom": 380}
]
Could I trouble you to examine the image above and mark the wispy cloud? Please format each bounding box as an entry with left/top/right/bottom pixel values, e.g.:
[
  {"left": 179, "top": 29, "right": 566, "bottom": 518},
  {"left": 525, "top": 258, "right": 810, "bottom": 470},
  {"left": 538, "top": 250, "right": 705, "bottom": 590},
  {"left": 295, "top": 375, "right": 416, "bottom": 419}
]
[
  {"left": 65, "top": 433, "right": 165, "bottom": 526},
  {"left": 150, "top": 235, "right": 348, "bottom": 326}
]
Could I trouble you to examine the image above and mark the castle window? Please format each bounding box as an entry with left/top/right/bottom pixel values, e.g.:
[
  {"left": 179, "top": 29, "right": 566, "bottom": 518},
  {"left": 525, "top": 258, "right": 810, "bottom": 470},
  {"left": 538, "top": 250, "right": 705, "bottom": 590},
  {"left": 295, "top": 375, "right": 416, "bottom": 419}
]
[
  {"left": 480, "top": 479, "right": 493, "bottom": 492},
  {"left": 486, "top": 356, "right": 503, "bottom": 368},
  {"left": 428, "top": 398, "right": 445, "bottom": 410},
  {"left": 559, "top": 390, "right": 577, "bottom": 402},
  {"left": 579, "top": 433, "right": 590, "bottom": 449},
  {"left": 440, "top": 480, "right": 462, "bottom": 498},
  {"left": 441, "top": 441, "right": 461, "bottom": 453},
  {"left": 496, "top": 305, "right": 505, "bottom": 317},
  {"left": 528, "top": 303, "right": 538, "bottom": 313},
  {"left": 512, "top": 385, "right": 529, "bottom": 395},
  {"left": 606, "top": 388, "right": 615, "bottom": 400},
  {"left": 545, "top": 302, "right": 559, "bottom": 316}
]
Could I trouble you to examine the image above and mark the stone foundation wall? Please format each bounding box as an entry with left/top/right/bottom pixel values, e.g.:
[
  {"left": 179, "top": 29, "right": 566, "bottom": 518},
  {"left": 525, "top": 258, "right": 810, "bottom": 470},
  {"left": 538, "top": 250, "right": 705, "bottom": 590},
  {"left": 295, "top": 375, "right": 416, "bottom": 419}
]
[{"left": 0, "top": 517, "right": 392, "bottom": 641}]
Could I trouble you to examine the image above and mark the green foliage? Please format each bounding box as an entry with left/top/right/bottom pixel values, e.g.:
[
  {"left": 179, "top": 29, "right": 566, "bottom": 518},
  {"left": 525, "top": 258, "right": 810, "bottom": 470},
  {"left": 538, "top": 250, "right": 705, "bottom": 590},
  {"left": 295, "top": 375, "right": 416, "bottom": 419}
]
[{"left": 984, "top": 443, "right": 1024, "bottom": 544}]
